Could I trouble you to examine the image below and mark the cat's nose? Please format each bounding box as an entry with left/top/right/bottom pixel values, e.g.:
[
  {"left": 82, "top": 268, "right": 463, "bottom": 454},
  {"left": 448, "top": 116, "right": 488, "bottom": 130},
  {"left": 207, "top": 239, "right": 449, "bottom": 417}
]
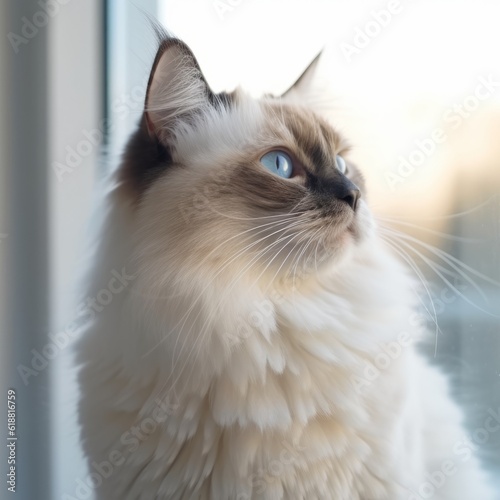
[
  {"left": 330, "top": 177, "right": 360, "bottom": 211},
  {"left": 308, "top": 174, "right": 361, "bottom": 211},
  {"left": 340, "top": 188, "right": 360, "bottom": 211}
]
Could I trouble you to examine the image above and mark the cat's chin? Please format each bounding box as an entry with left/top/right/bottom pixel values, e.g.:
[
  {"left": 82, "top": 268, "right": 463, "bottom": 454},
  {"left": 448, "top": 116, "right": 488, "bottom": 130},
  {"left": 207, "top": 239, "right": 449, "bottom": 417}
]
[
  {"left": 322, "top": 230, "right": 357, "bottom": 266},
  {"left": 312, "top": 205, "right": 374, "bottom": 269},
  {"left": 278, "top": 228, "right": 358, "bottom": 285},
  {"left": 324, "top": 210, "right": 370, "bottom": 250},
  {"left": 346, "top": 200, "right": 375, "bottom": 243}
]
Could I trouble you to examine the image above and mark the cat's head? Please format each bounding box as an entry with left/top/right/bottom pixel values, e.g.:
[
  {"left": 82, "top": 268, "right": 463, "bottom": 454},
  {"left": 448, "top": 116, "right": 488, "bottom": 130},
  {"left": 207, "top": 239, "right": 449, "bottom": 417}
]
[{"left": 120, "top": 33, "right": 374, "bottom": 293}]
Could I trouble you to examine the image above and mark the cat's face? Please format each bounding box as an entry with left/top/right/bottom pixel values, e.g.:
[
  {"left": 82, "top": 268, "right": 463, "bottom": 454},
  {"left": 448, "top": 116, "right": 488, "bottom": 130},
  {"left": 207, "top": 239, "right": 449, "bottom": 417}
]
[{"left": 121, "top": 36, "right": 374, "bottom": 291}]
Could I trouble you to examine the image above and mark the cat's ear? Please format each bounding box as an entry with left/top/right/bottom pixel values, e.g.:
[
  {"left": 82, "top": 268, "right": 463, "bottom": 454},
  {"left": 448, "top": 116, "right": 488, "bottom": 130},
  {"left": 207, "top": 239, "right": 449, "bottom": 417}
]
[
  {"left": 144, "top": 38, "right": 212, "bottom": 143},
  {"left": 281, "top": 51, "right": 323, "bottom": 101}
]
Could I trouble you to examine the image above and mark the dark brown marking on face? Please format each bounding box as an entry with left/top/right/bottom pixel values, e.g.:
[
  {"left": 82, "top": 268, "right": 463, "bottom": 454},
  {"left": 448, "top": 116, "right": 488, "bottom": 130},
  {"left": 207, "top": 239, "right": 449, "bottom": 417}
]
[
  {"left": 118, "top": 116, "right": 172, "bottom": 201},
  {"left": 118, "top": 32, "right": 237, "bottom": 203},
  {"left": 228, "top": 160, "right": 309, "bottom": 214},
  {"left": 274, "top": 106, "right": 340, "bottom": 175},
  {"left": 306, "top": 142, "right": 331, "bottom": 177},
  {"left": 118, "top": 91, "right": 235, "bottom": 202},
  {"left": 266, "top": 105, "right": 364, "bottom": 214}
]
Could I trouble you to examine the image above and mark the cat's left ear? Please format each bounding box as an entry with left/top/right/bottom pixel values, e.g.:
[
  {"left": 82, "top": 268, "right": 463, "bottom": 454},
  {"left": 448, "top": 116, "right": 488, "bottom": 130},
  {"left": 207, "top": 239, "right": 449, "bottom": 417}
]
[
  {"left": 281, "top": 51, "right": 323, "bottom": 100},
  {"left": 144, "top": 38, "right": 213, "bottom": 144}
]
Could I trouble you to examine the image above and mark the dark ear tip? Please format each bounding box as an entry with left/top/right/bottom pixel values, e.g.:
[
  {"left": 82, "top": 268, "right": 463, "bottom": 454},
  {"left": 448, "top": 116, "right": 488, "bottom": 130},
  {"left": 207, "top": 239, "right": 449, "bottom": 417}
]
[
  {"left": 142, "top": 14, "right": 173, "bottom": 45},
  {"left": 143, "top": 29, "right": 214, "bottom": 146},
  {"left": 144, "top": 35, "right": 196, "bottom": 122},
  {"left": 145, "top": 19, "right": 193, "bottom": 63},
  {"left": 281, "top": 48, "right": 324, "bottom": 98},
  {"left": 312, "top": 49, "right": 324, "bottom": 63}
]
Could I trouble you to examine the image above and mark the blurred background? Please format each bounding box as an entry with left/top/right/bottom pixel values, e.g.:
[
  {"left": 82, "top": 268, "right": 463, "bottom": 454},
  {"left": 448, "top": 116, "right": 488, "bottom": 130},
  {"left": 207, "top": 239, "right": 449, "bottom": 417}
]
[{"left": 0, "top": 0, "right": 498, "bottom": 498}]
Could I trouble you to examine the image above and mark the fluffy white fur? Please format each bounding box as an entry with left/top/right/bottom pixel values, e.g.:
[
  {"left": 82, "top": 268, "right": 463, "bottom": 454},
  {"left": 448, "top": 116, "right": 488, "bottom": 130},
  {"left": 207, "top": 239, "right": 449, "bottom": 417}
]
[{"left": 77, "top": 39, "right": 495, "bottom": 500}]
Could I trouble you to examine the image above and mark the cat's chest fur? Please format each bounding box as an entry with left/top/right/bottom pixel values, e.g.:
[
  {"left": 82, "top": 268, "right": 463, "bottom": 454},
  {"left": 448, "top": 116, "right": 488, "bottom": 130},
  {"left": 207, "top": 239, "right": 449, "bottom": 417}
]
[
  {"left": 77, "top": 30, "right": 494, "bottom": 500},
  {"left": 78, "top": 228, "right": 427, "bottom": 499},
  {"left": 77, "top": 200, "right": 494, "bottom": 499}
]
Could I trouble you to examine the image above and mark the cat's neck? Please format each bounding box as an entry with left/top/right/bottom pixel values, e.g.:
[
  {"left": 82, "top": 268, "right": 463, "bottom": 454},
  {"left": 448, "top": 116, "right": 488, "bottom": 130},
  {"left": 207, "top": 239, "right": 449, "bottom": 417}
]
[{"left": 83, "top": 194, "right": 419, "bottom": 432}]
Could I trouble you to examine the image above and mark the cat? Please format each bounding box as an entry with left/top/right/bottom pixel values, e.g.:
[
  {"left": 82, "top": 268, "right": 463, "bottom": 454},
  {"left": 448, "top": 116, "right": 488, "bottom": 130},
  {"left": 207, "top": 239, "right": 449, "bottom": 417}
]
[{"left": 76, "top": 28, "right": 495, "bottom": 500}]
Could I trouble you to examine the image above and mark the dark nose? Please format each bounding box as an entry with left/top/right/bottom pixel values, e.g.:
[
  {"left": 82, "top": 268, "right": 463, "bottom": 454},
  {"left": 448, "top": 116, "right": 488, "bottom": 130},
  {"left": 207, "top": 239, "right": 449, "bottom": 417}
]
[
  {"left": 309, "top": 174, "right": 361, "bottom": 212},
  {"left": 329, "top": 175, "right": 360, "bottom": 211},
  {"left": 340, "top": 188, "right": 360, "bottom": 211}
]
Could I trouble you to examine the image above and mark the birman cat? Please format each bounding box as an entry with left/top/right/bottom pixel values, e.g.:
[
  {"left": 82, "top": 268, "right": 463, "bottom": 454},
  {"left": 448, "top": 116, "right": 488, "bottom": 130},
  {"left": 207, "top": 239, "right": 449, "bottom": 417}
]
[{"left": 77, "top": 29, "right": 494, "bottom": 500}]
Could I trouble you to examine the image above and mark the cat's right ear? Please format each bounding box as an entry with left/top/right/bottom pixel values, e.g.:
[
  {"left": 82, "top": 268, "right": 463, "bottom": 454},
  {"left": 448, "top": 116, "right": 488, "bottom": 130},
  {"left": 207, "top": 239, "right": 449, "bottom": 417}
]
[
  {"left": 144, "top": 38, "right": 211, "bottom": 144},
  {"left": 281, "top": 51, "right": 323, "bottom": 101}
]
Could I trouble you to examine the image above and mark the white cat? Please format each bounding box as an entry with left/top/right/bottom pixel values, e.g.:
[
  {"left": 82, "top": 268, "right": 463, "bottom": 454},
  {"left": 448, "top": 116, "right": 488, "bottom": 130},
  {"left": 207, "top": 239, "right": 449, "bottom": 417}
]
[{"left": 77, "top": 30, "right": 495, "bottom": 499}]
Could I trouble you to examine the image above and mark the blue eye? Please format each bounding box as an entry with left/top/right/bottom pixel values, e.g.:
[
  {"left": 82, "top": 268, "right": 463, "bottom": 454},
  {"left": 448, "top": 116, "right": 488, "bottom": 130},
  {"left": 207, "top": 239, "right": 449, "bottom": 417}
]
[
  {"left": 260, "top": 151, "right": 293, "bottom": 179},
  {"left": 336, "top": 155, "right": 347, "bottom": 174}
]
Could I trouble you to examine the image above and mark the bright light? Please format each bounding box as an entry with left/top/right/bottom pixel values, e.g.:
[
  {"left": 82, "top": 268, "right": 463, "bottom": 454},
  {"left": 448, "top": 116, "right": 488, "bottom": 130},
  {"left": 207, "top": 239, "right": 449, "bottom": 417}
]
[{"left": 160, "top": 0, "right": 500, "bottom": 217}]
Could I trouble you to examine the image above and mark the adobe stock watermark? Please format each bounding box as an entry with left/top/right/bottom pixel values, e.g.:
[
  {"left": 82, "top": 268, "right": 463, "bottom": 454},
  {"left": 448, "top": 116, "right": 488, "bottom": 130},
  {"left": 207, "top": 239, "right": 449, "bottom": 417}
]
[
  {"left": 62, "top": 394, "right": 179, "bottom": 500},
  {"left": 17, "top": 267, "right": 135, "bottom": 385},
  {"left": 385, "top": 74, "right": 500, "bottom": 191},
  {"left": 349, "top": 330, "right": 419, "bottom": 394},
  {"left": 235, "top": 440, "right": 306, "bottom": 499},
  {"left": 349, "top": 276, "right": 472, "bottom": 395},
  {"left": 222, "top": 237, "right": 340, "bottom": 349},
  {"left": 224, "top": 298, "right": 275, "bottom": 349},
  {"left": 409, "top": 280, "right": 469, "bottom": 330},
  {"left": 52, "top": 119, "right": 114, "bottom": 182},
  {"left": 178, "top": 165, "right": 233, "bottom": 223},
  {"left": 213, "top": 0, "right": 246, "bottom": 20},
  {"left": 7, "top": 0, "right": 72, "bottom": 54},
  {"left": 223, "top": 288, "right": 295, "bottom": 349},
  {"left": 340, "top": 0, "right": 404, "bottom": 63},
  {"left": 407, "top": 407, "right": 500, "bottom": 500},
  {"left": 52, "top": 77, "right": 148, "bottom": 182}
]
